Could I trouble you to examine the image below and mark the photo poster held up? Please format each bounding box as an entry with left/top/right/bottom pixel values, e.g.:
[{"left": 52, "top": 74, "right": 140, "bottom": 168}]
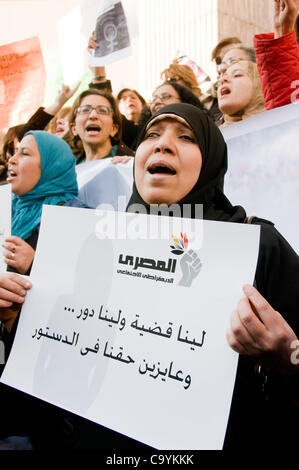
[{"left": 91, "top": 0, "right": 138, "bottom": 66}]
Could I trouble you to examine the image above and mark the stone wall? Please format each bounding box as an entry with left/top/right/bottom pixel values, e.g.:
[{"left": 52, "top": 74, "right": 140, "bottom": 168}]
[{"left": 217, "top": 0, "right": 274, "bottom": 46}]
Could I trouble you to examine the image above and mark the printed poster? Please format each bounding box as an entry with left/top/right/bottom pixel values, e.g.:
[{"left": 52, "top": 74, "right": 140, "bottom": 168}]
[
  {"left": 1, "top": 205, "right": 260, "bottom": 449},
  {"left": 91, "top": 0, "right": 135, "bottom": 66}
]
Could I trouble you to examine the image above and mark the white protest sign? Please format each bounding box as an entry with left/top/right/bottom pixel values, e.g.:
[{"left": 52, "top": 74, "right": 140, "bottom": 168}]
[
  {"left": 91, "top": 0, "right": 137, "bottom": 66},
  {"left": 0, "top": 184, "right": 11, "bottom": 272},
  {"left": 75, "top": 159, "right": 133, "bottom": 210},
  {"left": 222, "top": 103, "right": 299, "bottom": 254},
  {"left": 1, "top": 205, "right": 260, "bottom": 450}
]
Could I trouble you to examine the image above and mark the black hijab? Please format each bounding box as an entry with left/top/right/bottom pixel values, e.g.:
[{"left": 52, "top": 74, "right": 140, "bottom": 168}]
[{"left": 127, "top": 103, "right": 246, "bottom": 222}]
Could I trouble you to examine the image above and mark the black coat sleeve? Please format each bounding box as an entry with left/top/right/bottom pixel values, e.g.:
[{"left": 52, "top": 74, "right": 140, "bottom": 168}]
[
  {"left": 224, "top": 219, "right": 299, "bottom": 452},
  {"left": 254, "top": 220, "right": 299, "bottom": 335},
  {"left": 17, "top": 108, "right": 53, "bottom": 141}
]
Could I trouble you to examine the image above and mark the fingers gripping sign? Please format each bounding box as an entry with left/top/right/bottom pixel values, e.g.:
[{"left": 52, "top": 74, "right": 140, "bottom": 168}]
[
  {"left": 2, "top": 236, "right": 35, "bottom": 275},
  {"left": 0, "top": 272, "right": 32, "bottom": 308},
  {"left": 227, "top": 284, "right": 299, "bottom": 374}
]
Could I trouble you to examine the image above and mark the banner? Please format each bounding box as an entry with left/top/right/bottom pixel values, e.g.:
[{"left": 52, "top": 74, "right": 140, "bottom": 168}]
[
  {"left": 1, "top": 205, "right": 260, "bottom": 449},
  {"left": 0, "top": 37, "right": 46, "bottom": 129},
  {"left": 222, "top": 103, "right": 299, "bottom": 255}
]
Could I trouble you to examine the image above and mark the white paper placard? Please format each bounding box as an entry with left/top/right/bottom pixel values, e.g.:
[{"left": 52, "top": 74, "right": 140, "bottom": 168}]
[
  {"left": 222, "top": 103, "right": 299, "bottom": 254},
  {"left": 1, "top": 205, "right": 260, "bottom": 450},
  {"left": 0, "top": 184, "right": 11, "bottom": 272},
  {"left": 75, "top": 159, "right": 133, "bottom": 210}
]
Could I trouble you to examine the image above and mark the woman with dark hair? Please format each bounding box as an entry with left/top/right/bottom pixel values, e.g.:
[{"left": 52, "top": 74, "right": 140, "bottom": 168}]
[
  {"left": 117, "top": 88, "right": 147, "bottom": 125},
  {"left": 68, "top": 88, "right": 134, "bottom": 164},
  {"left": 1, "top": 104, "right": 298, "bottom": 451},
  {"left": 127, "top": 103, "right": 299, "bottom": 451},
  {"left": 136, "top": 80, "right": 208, "bottom": 135},
  {"left": 119, "top": 81, "right": 210, "bottom": 153},
  {"left": 0, "top": 125, "right": 24, "bottom": 183}
]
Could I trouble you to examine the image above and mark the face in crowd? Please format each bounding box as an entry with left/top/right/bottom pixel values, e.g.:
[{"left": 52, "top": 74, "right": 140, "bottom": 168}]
[
  {"left": 214, "top": 43, "right": 238, "bottom": 70},
  {"left": 135, "top": 116, "right": 202, "bottom": 205},
  {"left": 217, "top": 47, "right": 251, "bottom": 75},
  {"left": 71, "top": 93, "right": 119, "bottom": 149},
  {"left": 118, "top": 89, "right": 144, "bottom": 124},
  {"left": 53, "top": 110, "right": 70, "bottom": 139},
  {"left": 7, "top": 134, "right": 41, "bottom": 196},
  {"left": 217, "top": 61, "right": 253, "bottom": 115},
  {"left": 149, "top": 84, "right": 181, "bottom": 115}
]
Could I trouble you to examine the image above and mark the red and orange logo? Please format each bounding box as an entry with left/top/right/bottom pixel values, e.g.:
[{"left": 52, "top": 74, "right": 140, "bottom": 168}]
[{"left": 170, "top": 233, "right": 188, "bottom": 255}]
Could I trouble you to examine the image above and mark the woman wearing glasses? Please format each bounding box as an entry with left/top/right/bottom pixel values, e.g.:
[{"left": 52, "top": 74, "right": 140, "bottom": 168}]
[
  {"left": 69, "top": 89, "right": 134, "bottom": 164},
  {"left": 136, "top": 80, "right": 208, "bottom": 137}
]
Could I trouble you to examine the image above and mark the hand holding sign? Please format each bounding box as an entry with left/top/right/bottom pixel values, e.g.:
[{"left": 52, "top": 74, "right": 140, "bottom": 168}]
[
  {"left": 227, "top": 284, "right": 299, "bottom": 374},
  {"left": 87, "top": 31, "right": 98, "bottom": 54},
  {"left": 0, "top": 272, "right": 32, "bottom": 308},
  {"left": 2, "top": 236, "right": 35, "bottom": 275}
]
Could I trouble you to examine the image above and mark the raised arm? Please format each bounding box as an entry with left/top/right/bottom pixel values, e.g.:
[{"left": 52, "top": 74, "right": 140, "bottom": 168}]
[
  {"left": 254, "top": 0, "right": 299, "bottom": 109},
  {"left": 274, "top": 0, "right": 299, "bottom": 38},
  {"left": 87, "top": 31, "right": 112, "bottom": 92}
]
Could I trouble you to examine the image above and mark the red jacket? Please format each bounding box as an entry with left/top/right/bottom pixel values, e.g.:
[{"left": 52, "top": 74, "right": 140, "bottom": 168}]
[{"left": 254, "top": 30, "right": 299, "bottom": 110}]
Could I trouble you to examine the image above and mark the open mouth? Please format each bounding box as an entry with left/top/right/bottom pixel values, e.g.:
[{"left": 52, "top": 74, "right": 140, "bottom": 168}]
[
  {"left": 86, "top": 124, "right": 101, "bottom": 134},
  {"left": 7, "top": 168, "right": 17, "bottom": 177},
  {"left": 7, "top": 168, "right": 17, "bottom": 182},
  {"left": 147, "top": 162, "right": 176, "bottom": 175},
  {"left": 220, "top": 87, "right": 231, "bottom": 97},
  {"left": 55, "top": 126, "right": 65, "bottom": 134}
]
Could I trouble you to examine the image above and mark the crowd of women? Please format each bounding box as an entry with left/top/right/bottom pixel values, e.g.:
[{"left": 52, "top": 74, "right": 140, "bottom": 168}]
[{"left": 0, "top": 0, "right": 298, "bottom": 452}]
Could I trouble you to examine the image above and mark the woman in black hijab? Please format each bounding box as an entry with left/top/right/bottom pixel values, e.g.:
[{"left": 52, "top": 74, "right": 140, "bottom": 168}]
[
  {"left": 128, "top": 103, "right": 299, "bottom": 451},
  {"left": 1, "top": 104, "right": 297, "bottom": 451}
]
